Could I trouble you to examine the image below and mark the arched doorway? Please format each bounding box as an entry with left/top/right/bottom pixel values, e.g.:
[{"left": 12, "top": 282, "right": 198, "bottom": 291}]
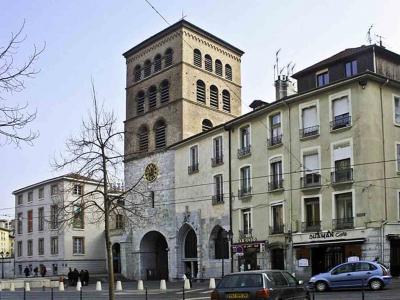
[
  {"left": 112, "top": 243, "right": 121, "bottom": 273},
  {"left": 178, "top": 224, "right": 198, "bottom": 279},
  {"left": 139, "top": 231, "right": 169, "bottom": 280},
  {"left": 209, "top": 226, "right": 229, "bottom": 260}
]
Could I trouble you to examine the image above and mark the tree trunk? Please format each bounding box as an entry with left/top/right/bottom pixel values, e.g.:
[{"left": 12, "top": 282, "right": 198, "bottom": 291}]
[{"left": 105, "top": 206, "right": 115, "bottom": 300}]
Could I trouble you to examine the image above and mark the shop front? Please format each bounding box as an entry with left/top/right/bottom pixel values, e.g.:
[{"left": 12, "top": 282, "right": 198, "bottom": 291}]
[{"left": 232, "top": 241, "right": 266, "bottom": 271}]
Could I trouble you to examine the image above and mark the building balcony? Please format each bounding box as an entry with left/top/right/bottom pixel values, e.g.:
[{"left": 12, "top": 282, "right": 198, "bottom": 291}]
[
  {"left": 300, "top": 173, "right": 321, "bottom": 189},
  {"left": 267, "top": 134, "right": 283, "bottom": 147},
  {"left": 237, "top": 145, "right": 251, "bottom": 158},
  {"left": 212, "top": 193, "right": 224, "bottom": 205},
  {"left": 269, "top": 224, "right": 284, "bottom": 235},
  {"left": 211, "top": 155, "right": 224, "bottom": 167},
  {"left": 238, "top": 186, "right": 252, "bottom": 199},
  {"left": 331, "top": 168, "right": 353, "bottom": 184},
  {"left": 239, "top": 228, "right": 253, "bottom": 239},
  {"left": 330, "top": 114, "right": 352, "bottom": 131},
  {"left": 301, "top": 220, "right": 321, "bottom": 232},
  {"left": 188, "top": 163, "right": 199, "bottom": 175},
  {"left": 332, "top": 217, "right": 354, "bottom": 230},
  {"left": 268, "top": 179, "right": 284, "bottom": 192},
  {"left": 299, "top": 125, "right": 320, "bottom": 139}
]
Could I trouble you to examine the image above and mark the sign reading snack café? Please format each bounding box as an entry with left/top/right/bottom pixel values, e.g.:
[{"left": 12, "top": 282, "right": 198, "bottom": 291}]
[{"left": 309, "top": 230, "right": 347, "bottom": 240}]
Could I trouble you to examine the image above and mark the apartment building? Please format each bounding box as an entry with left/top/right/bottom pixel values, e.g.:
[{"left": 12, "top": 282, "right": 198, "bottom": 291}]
[
  {"left": 170, "top": 44, "right": 400, "bottom": 279},
  {"left": 13, "top": 174, "right": 107, "bottom": 276}
]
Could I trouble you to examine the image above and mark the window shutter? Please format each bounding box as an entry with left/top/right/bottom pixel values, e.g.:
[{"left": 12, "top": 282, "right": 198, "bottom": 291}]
[
  {"left": 333, "top": 96, "right": 349, "bottom": 117},
  {"left": 304, "top": 153, "right": 319, "bottom": 173},
  {"left": 210, "top": 86, "right": 219, "bottom": 108},
  {"left": 333, "top": 144, "right": 351, "bottom": 161},
  {"left": 302, "top": 106, "right": 318, "bottom": 128}
]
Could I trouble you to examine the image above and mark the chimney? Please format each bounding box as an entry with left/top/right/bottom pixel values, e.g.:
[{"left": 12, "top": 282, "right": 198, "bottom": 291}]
[{"left": 275, "top": 75, "right": 296, "bottom": 101}]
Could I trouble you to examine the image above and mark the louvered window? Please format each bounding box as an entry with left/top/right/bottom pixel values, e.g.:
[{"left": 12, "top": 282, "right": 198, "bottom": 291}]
[
  {"left": 138, "top": 126, "right": 148, "bottom": 152},
  {"left": 136, "top": 91, "right": 145, "bottom": 114},
  {"left": 148, "top": 86, "right": 157, "bottom": 110},
  {"left": 196, "top": 80, "right": 206, "bottom": 103},
  {"left": 160, "top": 80, "right": 169, "bottom": 103},
  {"left": 134, "top": 65, "right": 141, "bottom": 82},
  {"left": 155, "top": 121, "right": 166, "bottom": 149},
  {"left": 154, "top": 54, "right": 162, "bottom": 72},
  {"left": 215, "top": 60, "right": 222, "bottom": 76},
  {"left": 202, "top": 119, "right": 213, "bottom": 132},
  {"left": 222, "top": 90, "right": 231, "bottom": 112},
  {"left": 164, "top": 48, "right": 173, "bottom": 67},
  {"left": 194, "top": 49, "right": 202, "bottom": 67},
  {"left": 144, "top": 60, "right": 151, "bottom": 78},
  {"left": 225, "top": 64, "right": 232, "bottom": 80},
  {"left": 205, "top": 55, "right": 212, "bottom": 72},
  {"left": 210, "top": 85, "right": 219, "bottom": 109}
]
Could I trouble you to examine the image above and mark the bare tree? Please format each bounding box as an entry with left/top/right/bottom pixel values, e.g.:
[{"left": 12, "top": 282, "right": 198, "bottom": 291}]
[
  {"left": 0, "top": 21, "right": 44, "bottom": 146},
  {"left": 53, "top": 84, "right": 149, "bottom": 300}
]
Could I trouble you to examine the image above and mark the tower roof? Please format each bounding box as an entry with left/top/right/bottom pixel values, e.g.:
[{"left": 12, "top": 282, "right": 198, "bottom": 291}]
[{"left": 123, "top": 19, "right": 244, "bottom": 58}]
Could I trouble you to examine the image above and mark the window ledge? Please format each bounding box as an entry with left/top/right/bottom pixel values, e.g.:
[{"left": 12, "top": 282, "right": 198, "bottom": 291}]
[
  {"left": 72, "top": 228, "right": 85, "bottom": 231},
  {"left": 299, "top": 133, "right": 320, "bottom": 141},
  {"left": 267, "top": 143, "right": 283, "bottom": 149},
  {"left": 73, "top": 253, "right": 85, "bottom": 256},
  {"left": 330, "top": 124, "right": 352, "bottom": 133},
  {"left": 331, "top": 180, "right": 354, "bottom": 186},
  {"left": 268, "top": 188, "right": 284, "bottom": 193}
]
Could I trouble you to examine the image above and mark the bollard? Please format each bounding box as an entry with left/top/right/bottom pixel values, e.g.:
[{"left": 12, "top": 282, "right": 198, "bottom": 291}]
[
  {"left": 116, "top": 280, "right": 123, "bottom": 291},
  {"left": 182, "top": 286, "right": 185, "bottom": 300},
  {"left": 25, "top": 282, "right": 31, "bottom": 292},
  {"left": 209, "top": 278, "right": 216, "bottom": 289},
  {"left": 23, "top": 288, "right": 26, "bottom": 300},
  {"left": 51, "top": 287, "right": 54, "bottom": 300},
  {"left": 96, "top": 281, "right": 102, "bottom": 291},
  {"left": 362, "top": 279, "right": 365, "bottom": 300},
  {"left": 184, "top": 278, "right": 191, "bottom": 290},
  {"left": 76, "top": 280, "right": 82, "bottom": 291},
  {"left": 80, "top": 286, "right": 83, "bottom": 300},
  {"left": 137, "top": 279, "right": 144, "bottom": 291},
  {"left": 145, "top": 287, "right": 148, "bottom": 300},
  {"left": 160, "top": 279, "right": 167, "bottom": 291},
  {"left": 10, "top": 282, "right": 15, "bottom": 291},
  {"left": 59, "top": 282, "right": 65, "bottom": 291}
]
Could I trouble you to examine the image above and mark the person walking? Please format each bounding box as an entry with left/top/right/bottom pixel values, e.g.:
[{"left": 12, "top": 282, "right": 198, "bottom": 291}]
[
  {"left": 24, "top": 266, "right": 30, "bottom": 277},
  {"left": 84, "top": 270, "right": 89, "bottom": 286},
  {"left": 67, "top": 268, "right": 73, "bottom": 286},
  {"left": 79, "top": 270, "right": 85, "bottom": 286},
  {"left": 73, "top": 268, "right": 79, "bottom": 286},
  {"left": 40, "top": 265, "right": 47, "bottom": 277},
  {"left": 33, "top": 266, "right": 38, "bottom": 277}
]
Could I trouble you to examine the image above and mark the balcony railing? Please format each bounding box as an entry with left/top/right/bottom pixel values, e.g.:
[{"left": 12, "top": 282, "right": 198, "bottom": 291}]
[
  {"left": 238, "top": 186, "right": 252, "bottom": 199},
  {"left": 269, "top": 224, "right": 284, "bottom": 235},
  {"left": 268, "top": 179, "right": 284, "bottom": 191},
  {"left": 331, "top": 168, "right": 353, "bottom": 184},
  {"left": 237, "top": 145, "right": 251, "bottom": 158},
  {"left": 239, "top": 228, "right": 253, "bottom": 239},
  {"left": 300, "top": 173, "right": 321, "bottom": 188},
  {"left": 188, "top": 163, "right": 199, "bottom": 175},
  {"left": 211, "top": 155, "right": 224, "bottom": 167},
  {"left": 302, "top": 220, "right": 321, "bottom": 232},
  {"left": 212, "top": 193, "right": 224, "bottom": 205},
  {"left": 330, "top": 114, "right": 351, "bottom": 130},
  {"left": 300, "top": 125, "right": 320, "bottom": 138},
  {"left": 267, "top": 134, "right": 283, "bottom": 147},
  {"left": 332, "top": 217, "right": 354, "bottom": 230}
]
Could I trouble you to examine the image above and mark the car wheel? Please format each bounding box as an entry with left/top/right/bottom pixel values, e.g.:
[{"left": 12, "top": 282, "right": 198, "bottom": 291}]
[
  {"left": 315, "top": 281, "right": 328, "bottom": 292},
  {"left": 369, "top": 279, "right": 383, "bottom": 291}
]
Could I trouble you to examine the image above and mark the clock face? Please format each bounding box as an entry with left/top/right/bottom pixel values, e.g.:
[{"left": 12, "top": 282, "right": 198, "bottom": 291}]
[{"left": 144, "top": 163, "right": 159, "bottom": 182}]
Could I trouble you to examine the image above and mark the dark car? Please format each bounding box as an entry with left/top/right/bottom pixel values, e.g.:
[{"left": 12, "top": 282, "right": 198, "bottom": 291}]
[
  {"left": 211, "top": 270, "right": 309, "bottom": 300},
  {"left": 308, "top": 261, "right": 392, "bottom": 292}
]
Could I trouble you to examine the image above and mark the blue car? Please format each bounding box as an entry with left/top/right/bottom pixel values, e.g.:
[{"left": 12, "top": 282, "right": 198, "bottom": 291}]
[{"left": 308, "top": 261, "right": 392, "bottom": 292}]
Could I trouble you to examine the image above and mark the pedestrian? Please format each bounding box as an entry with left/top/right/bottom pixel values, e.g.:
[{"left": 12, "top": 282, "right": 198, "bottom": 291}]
[
  {"left": 73, "top": 268, "right": 79, "bottom": 286},
  {"left": 80, "top": 270, "right": 85, "bottom": 285},
  {"left": 33, "top": 266, "right": 38, "bottom": 277},
  {"left": 84, "top": 270, "right": 89, "bottom": 286},
  {"left": 41, "top": 265, "right": 47, "bottom": 277},
  {"left": 67, "top": 268, "right": 73, "bottom": 286},
  {"left": 24, "top": 266, "right": 30, "bottom": 277}
]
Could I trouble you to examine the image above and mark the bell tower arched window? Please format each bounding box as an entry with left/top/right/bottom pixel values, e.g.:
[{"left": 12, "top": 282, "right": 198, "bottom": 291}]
[
  {"left": 194, "top": 49, "right": 202, "bottom": 67},
  {"left": 225, "top": 64, "right": 232, "bottom": 80},
  {"left": 136, "top": 91, "right": 145, "bottom": 115},
  {"left": 144, "top": 60, "right": 151, "bottom": 78},
  {"left": 205, "top": 54, "right": 213, "bottom": 72},
  {"left": 222, "top": 90, "right": 231, "bottom": 112},
  {"left": 138, "top": 125, "right": 149, "bottom": 152},
  {"left": 154, "top": 54, "right": 162, "bottom": 72},
  {"left": 210, "top": 85, "right": 219, "bottom": 109},
  {"left": 154, "top": 119, "right": 166, "bottom": 149},
  {"left": 164, "top": 48, "right": 173, "bottom": 67},
  {"left": 215, "top": 60, "right": 223, "bottom": 76},
  {"left": 134, "top": 65, "right": 141, "bottom": 82},
  {"left": 196, "top": 80, "right": 206, "bottom": 103},
  {"left": 202, "top": 119, "right": 213, "bottom": 132},
  {"left": 160, "top": 80, "right": 169, "bottom": 103},
  {"left": 148, "top": 86, "right": 157, "bottom": 110}
]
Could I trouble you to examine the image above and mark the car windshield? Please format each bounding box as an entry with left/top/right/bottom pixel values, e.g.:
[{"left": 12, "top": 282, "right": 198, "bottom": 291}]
[{"left": 218, "top": 274, "right": 263, "bottom": 288}]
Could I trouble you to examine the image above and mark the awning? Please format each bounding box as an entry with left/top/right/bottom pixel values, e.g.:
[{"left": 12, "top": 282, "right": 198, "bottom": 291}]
[{"left": 293, "top": 238, "right": 365, "bottom": 247}]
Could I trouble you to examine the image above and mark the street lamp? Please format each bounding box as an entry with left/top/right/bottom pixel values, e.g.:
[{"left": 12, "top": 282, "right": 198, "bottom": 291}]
[
  {"left": 0, "top": 251, "right": 9, "bottom": 279},
  {"left": 221, "top": 230, "right": 233, "bottom": 278}
]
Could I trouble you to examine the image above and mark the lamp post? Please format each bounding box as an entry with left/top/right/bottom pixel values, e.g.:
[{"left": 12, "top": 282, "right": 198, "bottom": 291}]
[
  {"left": 221, "top": 230, "right": 233, "bottom": 278},
  {"left": 0, "top": 251, "right": 9, "bottom": 279}
]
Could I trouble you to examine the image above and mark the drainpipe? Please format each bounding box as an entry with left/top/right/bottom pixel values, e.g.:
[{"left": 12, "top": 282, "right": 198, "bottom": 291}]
[
  {"left": 226, "top": 126, "right": 234, "bottom": 273},
  {"left": 282, "top": 99, "right": 294, "bottom": 273}
]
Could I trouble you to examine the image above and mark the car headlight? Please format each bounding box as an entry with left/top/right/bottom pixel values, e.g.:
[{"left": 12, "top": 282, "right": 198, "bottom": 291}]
[{"left": 309, "top": 277, "right": 316, "bottom": 282}]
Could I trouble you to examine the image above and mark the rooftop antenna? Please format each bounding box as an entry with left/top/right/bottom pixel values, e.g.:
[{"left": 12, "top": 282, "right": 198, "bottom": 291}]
[
  {"left": 375, "top": 34, "right": 385, "bottom": 47},
  {"left": 275, "top": 49, "right": 281, "bottom": 79},
  {"left": 291, "top": 63, "right": 296, "bottom": 76},
  {"left": 367, "top": 24, "right": 374, "bottom": 44},
  {"left": 279, "top": 66, "right": 285, "bottom": 76},
  {"left": 286, "top": 62, "right": 292, "bottom": 77},
  {"left": 273, "top": 64, "right": 277, "bottom": 81},
  {"left": 181, "top": 10, "right": 187, "bottom": 20}
]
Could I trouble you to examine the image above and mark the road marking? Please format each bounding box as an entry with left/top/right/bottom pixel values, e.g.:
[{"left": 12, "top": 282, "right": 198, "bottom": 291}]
[
  {"left": 176, "top": 288, "right": 205, "bottom": 294},
  {"left": 200, "top": 290, "right": 213, "bottom": 294},
  {"left": 185, "top": 297, "right": 210, "bottom": 300}
]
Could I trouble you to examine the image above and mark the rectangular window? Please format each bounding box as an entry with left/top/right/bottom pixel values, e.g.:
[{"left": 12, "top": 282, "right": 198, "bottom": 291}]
[
  {"left": 50, "top": 205, "right": 58, "bottom": 230},
  {"left": 269, "top": 113, "right": 282, "bottom": 146},
  {"left": 38, "top": 238, "right": 44, "bottom": 255},
  {"left": 345, "top": 60, "right": 358, "bottom": 77},
  {"left": 38, "top": 187, "right": 44, "bottom": 199},
  {"left": 188, "top": 145, "right": 199, "bottom": 174},
  {"left": 331, "top": 96, "right": 351, "bottom": 129},
  {"left": 116, "top": 214, "right": 124, "bottom": 229},
  {"left": 240, "top": 126, "right": 250, "bottom": 149},
  {"left": 73, "top": 184, "right": 83, "bottom": 196},
  {"left": 242, "top": 209, "right": 252, "bottom": 235},
  {"left": 395, "top": 97, "right": 400, "bottom": 125},
  {"left": 301, "top": 106, "right": 319, "bottom": 137},
  {"left": 304, "top": 198, "right": 320, "bottom": 231},
  {"left": 52, "top": 264, "right": 58, "bottom": 275},
  {"left": 17, "top": 241, "right": 22, "bottom": 257},
  {"left": 51, "top": 184, "right": 58, "bottom": 196},
  {"left": 73, "top": 237, "right": 85, "bottom": 254},
  {"left": 51, "top": 237, "right": 58, "bottom": 255},
  {"left": 213, "top": 174, "right": 224, "bottom": 204},
  {"left": 27, "top": 210, "right": 33, "bottom": 233},
  {"left": 270, "top": 159, "right": 283, "bottom": 190},
  {"left": 27, "top": 240, "right": 33, "bottom": 256},
  {"left": 334, "top": 192, "right": 353, "bottom": 229},
  {"left": 38, "top": 207, "right": 44, "bottom": 231},
  {"left": 17, "top": 213, "right": 23, "bottom": 234},
  {"left": 73, "top": 205, "right": 84, "bottom": 229},
  {"left": 28, "top": 191, "right": 33, "bottom": 202},
  {"left": 397, "top": 144, "right": 400, "bottom": 172},
  {"left": 332, "top": 142, "right": 352, "bottom": 183},
  {"left": 240, "top": 166, "right": 251, "bottom": 192},
  {"left": 316, "top": 71, "right": 329, "bottom": 87},
  {"left": 271, "top": 204, "right": 284, "bottom": 234},
  {"left": 213, "top": 136, "right": 223, "bottom": 163},
  {"left": 17, "top": 194, "right": 23, "bottom": 205},
  {"left": 302, "top": 152, "right": 321, "bottom": 187}
]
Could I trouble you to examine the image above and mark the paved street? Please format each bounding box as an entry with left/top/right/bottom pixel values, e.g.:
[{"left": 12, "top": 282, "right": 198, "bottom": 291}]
[{"left": 0, "top": 279, "right": 399, "bottom": 299}]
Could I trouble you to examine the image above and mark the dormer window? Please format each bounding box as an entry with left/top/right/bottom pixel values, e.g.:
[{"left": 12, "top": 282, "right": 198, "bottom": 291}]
[
  {"left": 345, "top": 60, "right": 358, "bottom": 77},
  {"left": 316, "top": 70, "right": 329, "bottom": 87}
]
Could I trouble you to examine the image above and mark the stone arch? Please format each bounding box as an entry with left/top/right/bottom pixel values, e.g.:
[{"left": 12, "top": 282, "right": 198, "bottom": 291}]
[
  {"left": 112, "top": 243, "right": 121, "bottom": 273},
  {"left": 139, "top": 231, "right": 169, "bottom": 280},
  {"left": 177, "top": 223, "right": 199, "bottom": 279}
]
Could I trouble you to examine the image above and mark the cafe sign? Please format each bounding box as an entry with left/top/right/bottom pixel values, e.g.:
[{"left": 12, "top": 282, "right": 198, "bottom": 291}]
[{"left": 309, "top": 230, "right": 347, "bottom": 240}]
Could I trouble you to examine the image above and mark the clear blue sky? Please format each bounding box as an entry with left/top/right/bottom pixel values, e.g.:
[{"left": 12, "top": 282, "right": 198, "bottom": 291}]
[{"left": 1, "top": 0, "right": 399, "bottom": 217}]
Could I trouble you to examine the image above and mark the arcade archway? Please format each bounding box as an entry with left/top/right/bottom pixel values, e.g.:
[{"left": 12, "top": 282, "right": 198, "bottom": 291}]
[{"left": 139, "top": 231, "right": 169, "bottom": 280}]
